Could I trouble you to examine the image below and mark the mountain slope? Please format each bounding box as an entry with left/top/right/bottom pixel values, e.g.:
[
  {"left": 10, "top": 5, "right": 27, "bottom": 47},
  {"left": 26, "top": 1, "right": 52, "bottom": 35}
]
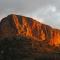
[
  {"left": 0, "top": 14, "right": 60, "bottom": 47},
  {"left": 0, "top": 14, "right": 52, "bottom": 40},
  {"left": 0, "top": 35, "right": 60, "bottom": 60},
  {"left": 0, "top": 14, "right": 60, "bottom": 60}
]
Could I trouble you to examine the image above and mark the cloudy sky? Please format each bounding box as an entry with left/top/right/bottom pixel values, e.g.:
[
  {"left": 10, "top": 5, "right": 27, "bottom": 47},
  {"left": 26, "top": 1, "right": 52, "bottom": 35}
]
[{"left": 0, "top": 0, "right": 60, "bottom": 28}]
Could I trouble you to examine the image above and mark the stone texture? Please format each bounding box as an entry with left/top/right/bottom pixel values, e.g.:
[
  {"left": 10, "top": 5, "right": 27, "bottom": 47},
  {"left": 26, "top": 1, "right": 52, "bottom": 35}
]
[
  {"left": 0, "top": 14, "right": 60, "bottom": 59},
  {"left": 0, "top": 14, "right": 60, "bottom": 47}
]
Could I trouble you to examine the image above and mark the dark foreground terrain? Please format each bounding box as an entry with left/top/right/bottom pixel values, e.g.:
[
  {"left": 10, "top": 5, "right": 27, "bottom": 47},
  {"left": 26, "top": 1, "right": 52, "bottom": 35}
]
[{"left": 0, "top": 36, "right": 60, "bottom": 60}]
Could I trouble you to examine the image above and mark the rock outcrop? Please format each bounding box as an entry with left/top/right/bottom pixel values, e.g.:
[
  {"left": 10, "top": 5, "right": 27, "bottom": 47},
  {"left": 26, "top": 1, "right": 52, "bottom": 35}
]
[
  {"left": 0, "top": 14, "right": 60, "bottom": 59},
  {"left": 0, "top": 14, "right": 60, "bottom": 47}
]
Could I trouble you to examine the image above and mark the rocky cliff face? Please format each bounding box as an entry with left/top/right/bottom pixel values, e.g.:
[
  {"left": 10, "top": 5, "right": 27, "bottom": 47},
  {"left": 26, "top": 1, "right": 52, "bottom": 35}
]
[{"left": 0, "top": 14, "right": 60, "bottom": 47}]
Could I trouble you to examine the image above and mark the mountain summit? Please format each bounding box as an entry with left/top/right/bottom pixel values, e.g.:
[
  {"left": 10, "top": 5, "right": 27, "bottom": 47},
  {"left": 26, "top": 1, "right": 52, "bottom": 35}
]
[{"left": 0, "top": 14, "right": 60, "bottom": 47}]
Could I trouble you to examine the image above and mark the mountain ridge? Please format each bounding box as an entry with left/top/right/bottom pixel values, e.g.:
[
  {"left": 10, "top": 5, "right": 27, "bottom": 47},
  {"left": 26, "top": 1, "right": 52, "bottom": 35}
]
[{"left": 0, "top": 14, "right": 60, "bottom": 47}]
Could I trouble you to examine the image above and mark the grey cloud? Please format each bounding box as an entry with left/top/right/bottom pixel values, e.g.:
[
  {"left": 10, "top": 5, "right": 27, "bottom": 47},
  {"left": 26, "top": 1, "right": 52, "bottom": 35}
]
[
  {"left": 0, "top": 0, "right": 58, "bottom": 14},
  {"left": 0, "top": 0, "right": 60, "bottom": 28}
]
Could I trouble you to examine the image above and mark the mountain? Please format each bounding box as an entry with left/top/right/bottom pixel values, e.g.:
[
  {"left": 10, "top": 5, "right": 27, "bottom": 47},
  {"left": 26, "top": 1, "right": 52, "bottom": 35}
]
[
  {"left": 0, "top": 14, "right": 60, "bottom": 60},
  {"left": 0, "top": 14, "right": 60, "bottom": 47}
]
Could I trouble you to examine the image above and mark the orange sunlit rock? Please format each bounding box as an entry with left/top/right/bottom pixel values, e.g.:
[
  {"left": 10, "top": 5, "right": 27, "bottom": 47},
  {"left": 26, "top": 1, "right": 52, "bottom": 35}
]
[
  {"left": 0, "top": 14, "right": 60, "bottom": 47},
  {"left": 40, "top": 30, "right": 46, "bottom": 41},
  {"left": 49, "top": 30, "right": 60, "bottom": 47},
  {"left": 12, "top": 14, "right": 22, "bottom": 35}
]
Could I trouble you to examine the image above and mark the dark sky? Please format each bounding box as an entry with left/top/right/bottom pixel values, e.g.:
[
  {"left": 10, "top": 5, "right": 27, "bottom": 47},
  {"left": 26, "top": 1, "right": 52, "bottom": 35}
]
[{"left": 0, "top": 0, "right": 60, "bottom": 28}]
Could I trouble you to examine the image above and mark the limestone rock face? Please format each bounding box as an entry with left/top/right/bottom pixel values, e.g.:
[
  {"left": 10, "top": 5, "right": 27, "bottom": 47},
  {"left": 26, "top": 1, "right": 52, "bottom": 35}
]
[{"left": 0, "top": 14, "right": 60, "bottom": 47}]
